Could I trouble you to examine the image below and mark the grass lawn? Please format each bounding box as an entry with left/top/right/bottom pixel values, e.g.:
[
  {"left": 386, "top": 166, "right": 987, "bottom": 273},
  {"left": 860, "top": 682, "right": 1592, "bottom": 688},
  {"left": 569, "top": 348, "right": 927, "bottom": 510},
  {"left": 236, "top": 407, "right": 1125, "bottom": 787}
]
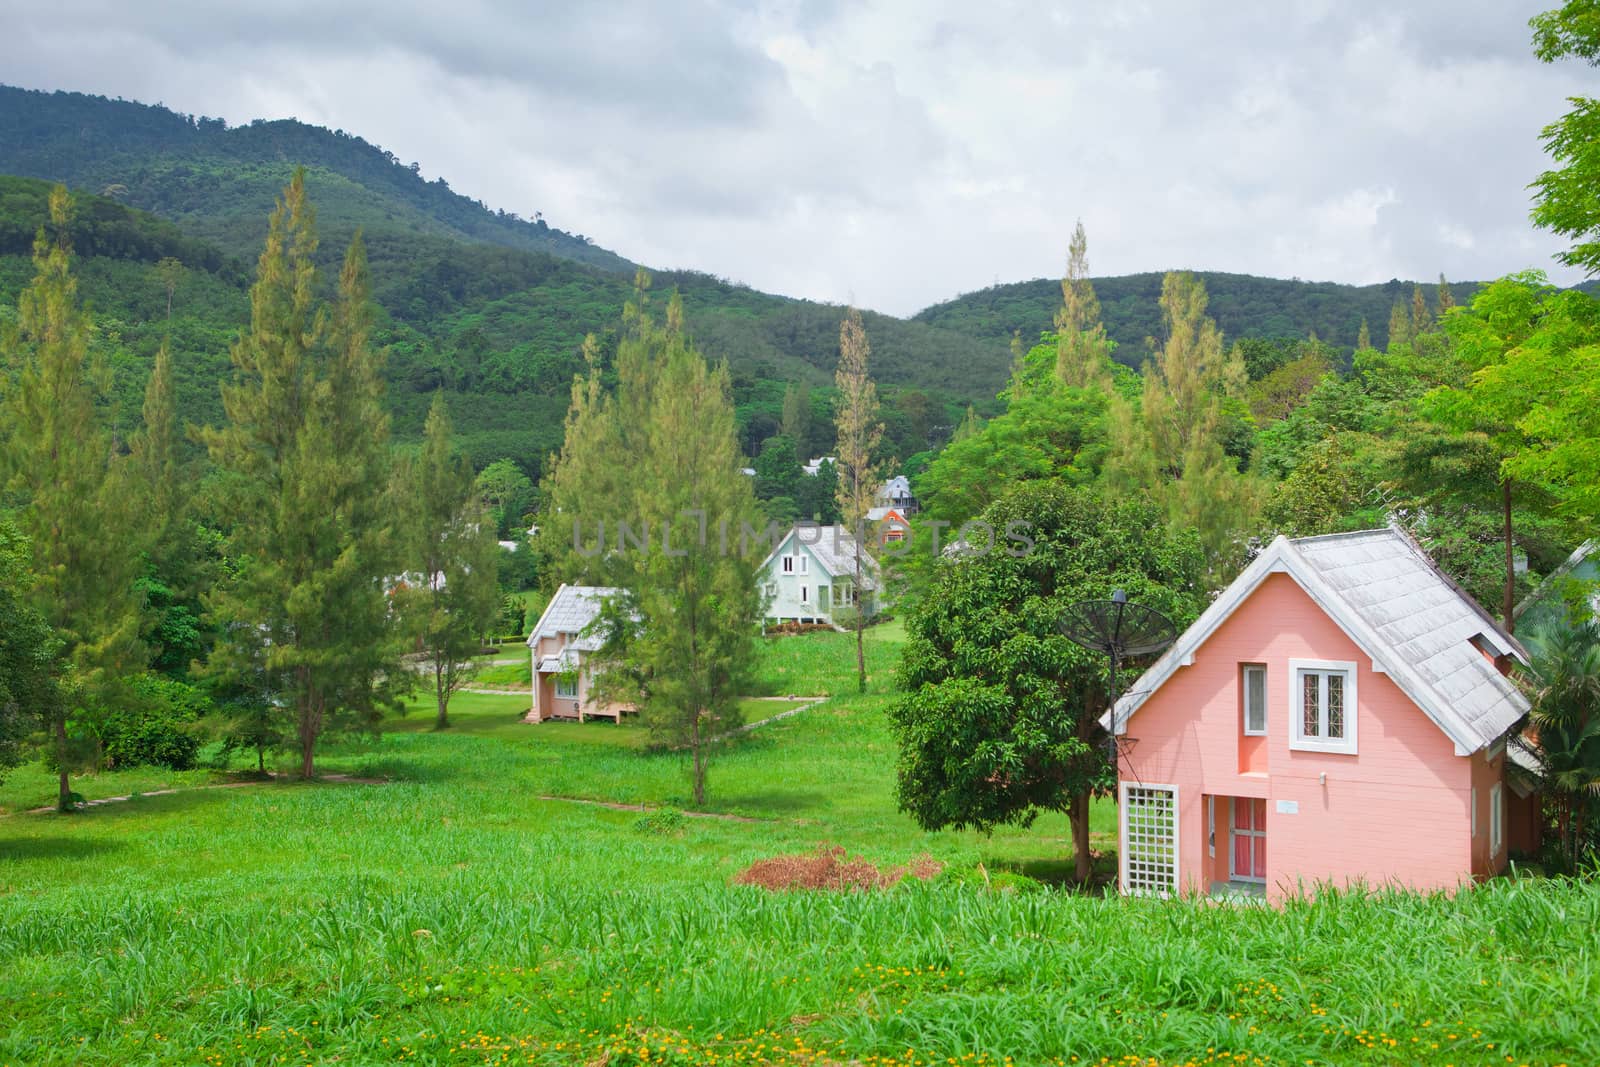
[{"left": 2, "top": 629, "right": 1598, "bottom": 1066}]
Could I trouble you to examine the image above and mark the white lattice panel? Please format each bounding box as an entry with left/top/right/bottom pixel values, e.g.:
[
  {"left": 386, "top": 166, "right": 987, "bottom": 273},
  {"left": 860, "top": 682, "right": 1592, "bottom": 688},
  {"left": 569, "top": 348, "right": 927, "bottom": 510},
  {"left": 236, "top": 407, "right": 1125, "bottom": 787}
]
[{"left": 1121, "top": 783, "right": 1179, "bottom": 896}]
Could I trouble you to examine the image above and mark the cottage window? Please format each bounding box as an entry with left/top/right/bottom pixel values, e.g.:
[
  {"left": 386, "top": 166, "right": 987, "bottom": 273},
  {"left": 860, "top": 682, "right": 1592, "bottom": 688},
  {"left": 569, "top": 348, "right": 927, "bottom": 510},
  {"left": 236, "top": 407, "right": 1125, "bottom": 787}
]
[
  {"left": 1288, "top": 659, "right": 1357, "bottom": 754},
  {"left": 800, "top": 585, "right": 808, "bottom": 603},
  {"left": 1490, "top": 783, "right": 1504, "bottom": 855},
  {"left": 1242, "top": 665, "right": 1267, "bottom": 736},
  {"left": 782, "top": 556, "right": 795, "bottom": 574},
  {"left": 555, "top": 675, "right": 578, "bottom": 699}
]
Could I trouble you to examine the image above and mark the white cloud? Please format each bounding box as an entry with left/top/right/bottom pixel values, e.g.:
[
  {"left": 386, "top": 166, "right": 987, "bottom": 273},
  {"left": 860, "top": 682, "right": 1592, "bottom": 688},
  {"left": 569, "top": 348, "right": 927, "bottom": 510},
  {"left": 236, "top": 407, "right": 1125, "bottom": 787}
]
[{"left": 0, "top": 0, "right": 1588, "bottom": 315}]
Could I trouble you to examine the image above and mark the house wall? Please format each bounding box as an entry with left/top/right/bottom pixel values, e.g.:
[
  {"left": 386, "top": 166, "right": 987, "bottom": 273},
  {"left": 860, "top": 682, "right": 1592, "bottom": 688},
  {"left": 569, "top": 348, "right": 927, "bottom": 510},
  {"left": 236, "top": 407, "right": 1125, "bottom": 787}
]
[
  {"left": 763, "top": 534, "right": 834, "bottom": 623},
  {"left": 1122, "top": 572, "right": 1475, "bottom": 902},
  {"left": 526, "top": 639, "right": 633, "bottom": 722},
  {"left": 1468, "top": 747, "right": 1512, "bottom": 878}
]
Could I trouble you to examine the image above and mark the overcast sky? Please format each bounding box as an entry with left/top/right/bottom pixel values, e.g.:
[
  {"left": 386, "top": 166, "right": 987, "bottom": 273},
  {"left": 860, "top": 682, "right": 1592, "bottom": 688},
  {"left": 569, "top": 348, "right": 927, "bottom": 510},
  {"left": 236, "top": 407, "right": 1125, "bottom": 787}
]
[{"left": 2, "top": 1, "right": 1592, "bottom": 316}]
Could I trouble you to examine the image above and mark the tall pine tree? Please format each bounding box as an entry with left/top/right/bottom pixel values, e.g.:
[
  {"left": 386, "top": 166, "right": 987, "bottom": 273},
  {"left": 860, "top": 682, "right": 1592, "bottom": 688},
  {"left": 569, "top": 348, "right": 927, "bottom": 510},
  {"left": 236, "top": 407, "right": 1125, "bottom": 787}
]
[
  {"left": 201, "top": 172, "right": 403, "bottom": 778},
  {"left": 1053, "top": 221, "right": 1115, "bottom": 391},
  {"left": 835, "top": 308, "right": 882, "bottom": 693},
  {"left": 396, "top": 392, "right": 500, "bottom": 729},
  {"left": 1107, "top": 271, "right": 1255, "bottom": 580},
  {"left": 542, "top": 275, "right": 765, "bottom": 805},
  {"left": 0, "top": 186, "right": 144, "bottom": 809}
]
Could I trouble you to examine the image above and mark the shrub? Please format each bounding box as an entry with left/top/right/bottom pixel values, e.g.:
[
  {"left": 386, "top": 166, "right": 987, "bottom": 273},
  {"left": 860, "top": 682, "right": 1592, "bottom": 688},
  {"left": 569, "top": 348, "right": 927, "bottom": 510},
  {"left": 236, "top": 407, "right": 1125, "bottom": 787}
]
[{"left": 99, "top": 675, "right": 211, "bottom": 770}]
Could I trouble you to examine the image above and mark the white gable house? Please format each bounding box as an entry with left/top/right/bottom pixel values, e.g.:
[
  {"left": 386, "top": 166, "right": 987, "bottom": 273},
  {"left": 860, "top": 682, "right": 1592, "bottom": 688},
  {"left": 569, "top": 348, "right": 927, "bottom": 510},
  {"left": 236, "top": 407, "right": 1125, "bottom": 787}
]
[
  {"left": 758, "top": 525, "right": 880, "bottom": 627},
  {"left": 524, "top": 584, "right": 635, "bottom": 724}
]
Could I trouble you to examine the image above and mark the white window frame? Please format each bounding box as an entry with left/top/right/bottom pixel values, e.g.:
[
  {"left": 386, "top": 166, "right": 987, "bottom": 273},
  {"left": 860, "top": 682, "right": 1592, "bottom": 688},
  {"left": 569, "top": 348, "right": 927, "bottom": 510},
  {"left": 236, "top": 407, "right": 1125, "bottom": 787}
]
[
  {"left": 799, "top": 585, "right": 808, "bottom": 603},
  {"left": 1489, "top": 782, "right": 1503, "bottom": 856},
  {"left": 1288, "top": 658, "right": 1358, "bottom": 755},
  {"left": 1119, "top": 781, "right": 1180, "bottom": 897},
  {"left": 781, "top": 556, "right": 795, "bottom": 574},
  {"left": 1242, "top": 664, "right": 1267, "bottom": 736},
  {"left": 554, "top": 675, "right": 578, "bottom": 699}
]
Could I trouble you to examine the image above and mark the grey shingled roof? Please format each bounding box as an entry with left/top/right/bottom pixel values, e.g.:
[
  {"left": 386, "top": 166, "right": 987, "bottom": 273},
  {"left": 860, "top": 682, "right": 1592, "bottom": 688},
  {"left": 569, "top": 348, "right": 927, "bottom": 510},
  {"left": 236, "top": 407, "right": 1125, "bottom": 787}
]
[
  {"left": 526, "top": 585, "right": 624, "bottom": 651},
  {"left": 1111, "top": 527, "right": 1530, "bottom": 755},
  {"left": 764, "top": 525, "right": 880, "bottom": 591}
]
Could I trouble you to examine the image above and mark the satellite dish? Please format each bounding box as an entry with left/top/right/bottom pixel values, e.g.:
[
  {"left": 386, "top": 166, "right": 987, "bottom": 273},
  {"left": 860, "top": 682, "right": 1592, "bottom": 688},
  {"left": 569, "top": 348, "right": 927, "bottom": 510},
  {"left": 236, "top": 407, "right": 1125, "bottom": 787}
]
[{"left": 1061, "top": 590, "right": 1177, "bottom": 778}]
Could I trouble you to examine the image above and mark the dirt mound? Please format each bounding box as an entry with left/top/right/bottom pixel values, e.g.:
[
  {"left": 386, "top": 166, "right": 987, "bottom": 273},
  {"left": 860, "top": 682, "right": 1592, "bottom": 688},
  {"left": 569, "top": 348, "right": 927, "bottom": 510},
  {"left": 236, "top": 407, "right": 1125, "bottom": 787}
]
[{"left": 735, "top": 845, "right": 943, "bottom": 891}]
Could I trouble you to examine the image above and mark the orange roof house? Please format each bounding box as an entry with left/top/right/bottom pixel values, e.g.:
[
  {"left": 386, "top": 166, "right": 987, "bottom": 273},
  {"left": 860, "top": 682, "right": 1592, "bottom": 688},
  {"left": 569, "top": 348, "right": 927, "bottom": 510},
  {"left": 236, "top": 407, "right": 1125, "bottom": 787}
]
[{"left": 1106, "top": 528, "right": 1538, "bottom": 902}]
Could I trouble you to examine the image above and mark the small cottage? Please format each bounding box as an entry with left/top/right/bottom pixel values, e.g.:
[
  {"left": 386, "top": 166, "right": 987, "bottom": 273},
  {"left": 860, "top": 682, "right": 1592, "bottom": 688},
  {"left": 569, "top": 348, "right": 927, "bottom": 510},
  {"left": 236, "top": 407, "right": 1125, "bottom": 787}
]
[
  {"left": 524, "top": 584, "right": 634, "bottom": 724},
  {"left": 758, "top": 524, "right": 879, "bottom": 627},
  {"left": 866, "top": 505, "right": 910, "bottom": 545},
  {"left": 1107, "top": 527, "right": 1539, "bottom": 901},
  {"left": 876, "top": 475, "right": 917, "bottom": 514}
]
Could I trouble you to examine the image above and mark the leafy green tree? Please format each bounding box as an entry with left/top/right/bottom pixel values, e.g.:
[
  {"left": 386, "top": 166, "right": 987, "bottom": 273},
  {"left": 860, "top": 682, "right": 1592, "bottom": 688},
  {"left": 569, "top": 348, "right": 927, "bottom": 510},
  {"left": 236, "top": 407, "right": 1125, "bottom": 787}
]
[
  {"left": 834, "top": 307, "right": 882, "bottom": 692},
  {"left": 917, "top": 357, "right": 1108, "bottom": 528},
  {"left": 752, "top": 433, "right": 802, "bottom": 502},
  {"left": 396, "top": 391, "right": 501, "bottom": 729},
  {"left": 780, "top": 381, "right": 811, "bottom": 445},
  {"left": 1531, "top": 1, "right": 1600, "bottom": 273},
  {"left": 0, "top": 519, "right": 61, "bottom": 784},
  {"left": 201, "top": 172, "right": 403, "bottom": 778},
  {"left": 0, "top": 185, "right": 145, "bottom": 810},
  {"left": 1517, "top": 616, "right": 1600, "bottom": 869},
  {"left": 1421, "top": 274, "right": 1594, "bottom": 626},
  {"left": 476, "top": 457, "right": 536, "bottom": 539},
  {"left": 890, "top": 483, "right": 1205, "bottom": 882},
  {"left": 796, "top": 457, "right": 841, "bottom": 525},
  {"left": 542, "top": 276, "right": 766, "bottom": 805}
]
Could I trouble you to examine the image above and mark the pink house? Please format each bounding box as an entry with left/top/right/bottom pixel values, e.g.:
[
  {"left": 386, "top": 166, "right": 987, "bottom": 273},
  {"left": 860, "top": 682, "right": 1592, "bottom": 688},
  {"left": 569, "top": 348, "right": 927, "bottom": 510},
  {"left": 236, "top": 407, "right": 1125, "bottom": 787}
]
[
  {"left": 523, "top": 585, "right": 635, "bottom": 724},
  {"left": 1108, "top": 528, "right": 1539, "bottom": 902}
]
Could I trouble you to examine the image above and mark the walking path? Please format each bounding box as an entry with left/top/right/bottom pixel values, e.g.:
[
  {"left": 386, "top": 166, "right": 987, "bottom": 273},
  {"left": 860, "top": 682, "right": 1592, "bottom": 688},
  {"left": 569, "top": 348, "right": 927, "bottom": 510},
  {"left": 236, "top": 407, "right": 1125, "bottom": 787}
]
[{"left": 14, "top": 772, "right": 388, "bottom": 816}]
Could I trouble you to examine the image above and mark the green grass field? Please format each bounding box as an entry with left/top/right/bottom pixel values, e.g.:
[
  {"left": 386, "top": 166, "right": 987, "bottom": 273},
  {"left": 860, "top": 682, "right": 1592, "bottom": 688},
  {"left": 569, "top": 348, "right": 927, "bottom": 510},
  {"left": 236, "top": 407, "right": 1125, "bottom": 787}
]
[{"left": 2, "top": 630, "right": 1598, "bottom": 1066}]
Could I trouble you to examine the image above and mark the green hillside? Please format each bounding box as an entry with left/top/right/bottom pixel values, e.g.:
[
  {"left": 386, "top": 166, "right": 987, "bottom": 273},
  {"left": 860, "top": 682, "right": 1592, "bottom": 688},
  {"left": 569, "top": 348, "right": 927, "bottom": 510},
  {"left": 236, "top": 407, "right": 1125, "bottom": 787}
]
[
  {"left": 0, "top": 84, "right": 633, "bottom": 273},
  {"left": 915, "top": 271, "right": 1487, "bottom": 361}
]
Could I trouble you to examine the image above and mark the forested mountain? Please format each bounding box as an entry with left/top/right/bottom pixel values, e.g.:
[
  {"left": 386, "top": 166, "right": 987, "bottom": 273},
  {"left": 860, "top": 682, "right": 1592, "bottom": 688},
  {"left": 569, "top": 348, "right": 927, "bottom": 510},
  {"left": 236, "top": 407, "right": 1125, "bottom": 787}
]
[
  {"left": 0, "top": 87, "right": 1016, "bottom": 472},
  {"left": 7, "top": 85, "right": 1572, "bottom": 481},
  {"left": 914, "top": 272, "right": 1493, "bottom": 361},
  {"left": 0, "top": 85, "right": 634, "bottom": 273}
]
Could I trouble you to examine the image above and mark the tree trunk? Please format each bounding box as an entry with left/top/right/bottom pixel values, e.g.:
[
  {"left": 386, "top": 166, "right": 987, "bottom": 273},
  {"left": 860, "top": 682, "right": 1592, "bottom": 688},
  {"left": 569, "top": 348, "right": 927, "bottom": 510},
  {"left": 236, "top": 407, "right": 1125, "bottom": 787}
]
[
  {"left": 854, "top": 539, "right": 866, "bottom": 693},
  {"left": 299, "top": 711, "right": 316, "bottom": 779},
  {"left": 1068, "top": 790, "right": 1093, "bottom": 883},
  {"left": 434, "top": 660, "right": 449, "bottom": 730},
  {"left": 55, "top": 714, "right": 71, "bottom": 813},
  {"left": 1502, "top": 477, "right": 1516, "bottom": 633},
  {"left": 691, "top": 711, "right": 706, "bottom": 807}
]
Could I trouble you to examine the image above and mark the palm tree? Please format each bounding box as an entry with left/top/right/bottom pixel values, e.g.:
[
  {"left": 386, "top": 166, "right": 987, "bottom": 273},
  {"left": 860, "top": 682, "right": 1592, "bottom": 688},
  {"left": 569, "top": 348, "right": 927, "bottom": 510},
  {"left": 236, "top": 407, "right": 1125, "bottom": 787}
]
[{"left": 1517, "top": 619, "right": 1600, "bottom": 869}]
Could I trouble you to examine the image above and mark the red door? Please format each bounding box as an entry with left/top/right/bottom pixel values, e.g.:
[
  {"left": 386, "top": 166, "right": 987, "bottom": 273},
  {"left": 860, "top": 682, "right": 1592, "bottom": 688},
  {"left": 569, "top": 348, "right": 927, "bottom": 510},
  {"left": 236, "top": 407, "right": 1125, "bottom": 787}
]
[{"left": 1231, "top": 797, "right": 1267, "bottom": 882}]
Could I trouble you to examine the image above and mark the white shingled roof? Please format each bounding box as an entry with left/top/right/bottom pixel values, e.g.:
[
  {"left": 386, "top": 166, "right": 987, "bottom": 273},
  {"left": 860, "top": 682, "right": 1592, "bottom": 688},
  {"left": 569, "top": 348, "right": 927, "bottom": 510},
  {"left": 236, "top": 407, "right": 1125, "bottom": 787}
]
[
  {"left": 1107, "top": 527, "right": 1530, "bottom": 756},
  {"left": 760, "top": 525, "right": 880, "bottom": 591},
  {"left": 525, "top": 584, "right": 625, "bottom": 652}
]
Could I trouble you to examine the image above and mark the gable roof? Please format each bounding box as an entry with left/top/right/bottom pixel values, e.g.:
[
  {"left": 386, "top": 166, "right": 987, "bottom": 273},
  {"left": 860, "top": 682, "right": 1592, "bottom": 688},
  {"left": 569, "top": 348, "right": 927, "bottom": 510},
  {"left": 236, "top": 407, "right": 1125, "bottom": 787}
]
[
  {"left": 526, "top": 584, "right": 625, "bottom": 651},
  {"left": 759, "top": 525, "right": 880, "bottom": 590},
  {"left": 1514, "top": 538, "right": 1597, "bottom": 620},
  {"left": 1107, "top": 527, "right": 1530, "bottom": 756}
]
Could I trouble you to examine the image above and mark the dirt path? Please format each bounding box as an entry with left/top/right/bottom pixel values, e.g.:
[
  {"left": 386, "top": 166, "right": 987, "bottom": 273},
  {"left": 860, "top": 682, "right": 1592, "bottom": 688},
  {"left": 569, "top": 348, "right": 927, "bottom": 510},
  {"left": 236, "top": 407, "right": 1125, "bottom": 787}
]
[
  {"left": 713, "top": 696, "right": 827, "bottom": 740},
  {"left": 14, "top": 773, "right": 389, "bottom": 816},
  {"left": 534, "top": 794, "right": 763, "bottom": 822}
]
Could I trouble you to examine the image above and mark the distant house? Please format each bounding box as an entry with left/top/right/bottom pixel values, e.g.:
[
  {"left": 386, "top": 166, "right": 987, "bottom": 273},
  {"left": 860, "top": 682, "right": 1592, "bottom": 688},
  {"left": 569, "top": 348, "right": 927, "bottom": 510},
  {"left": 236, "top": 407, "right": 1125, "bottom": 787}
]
[
  {"left": 1106, "top": 527, "right": 1539, "bottom": 902},
  {"left": 757, "top": 525, "right": 879, "bottom": 626},
  {"left": 1514, "top": 539, "right": 1598, "bottom": 633},
  {"left": 802, "top": 456, "right": 836, "bottom": 478},
  {"left": 524, "top": 584, "right": 635, "bottom": 724},
  {"left": 866, "top": 505, "right": 910, "bottom": 545},
  {"left": 876, "top": 475, "right": 917, "bottom": 514}
]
